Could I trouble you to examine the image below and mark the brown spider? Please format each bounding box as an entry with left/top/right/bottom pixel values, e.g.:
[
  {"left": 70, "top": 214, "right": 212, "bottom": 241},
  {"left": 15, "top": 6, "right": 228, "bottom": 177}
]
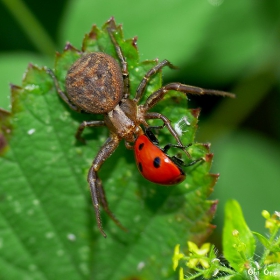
[{"left": 48, "top": 21, "right": 234, "bottom": 237}]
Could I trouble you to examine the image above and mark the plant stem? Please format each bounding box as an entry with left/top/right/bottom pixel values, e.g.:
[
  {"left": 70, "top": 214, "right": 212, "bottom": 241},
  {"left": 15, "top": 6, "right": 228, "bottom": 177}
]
[
  {"left": 217, "top": 265, "right": 236, "bottom": 275},
  {"left": 186, "top": 271, "right": 203, "bottom": 280},
  {"left": 1, "top": 0, "right": 56, "bottom": 56}
]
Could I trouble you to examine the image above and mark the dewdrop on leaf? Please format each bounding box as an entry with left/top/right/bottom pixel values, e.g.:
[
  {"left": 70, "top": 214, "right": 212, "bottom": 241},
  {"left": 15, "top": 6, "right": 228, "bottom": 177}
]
[{"left": 174, "top": 116, "right": 190, "bottom": 137}]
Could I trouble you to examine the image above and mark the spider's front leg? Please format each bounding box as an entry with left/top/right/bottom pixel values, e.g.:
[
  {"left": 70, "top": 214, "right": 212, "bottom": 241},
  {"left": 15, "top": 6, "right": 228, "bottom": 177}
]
[
  {"left": 88, "top": 134, "right": 126, "bottom": 237},
  {"left": 144, "top": 111, "right": 191, "bottom": 158},
  {"left": 107, "top": 27, "right": 130, "bottom": 99},
  {"left": 143, "top": 83, "right": 235, "bottom": 111},
  {"left": 134, "top": 59, "right": 177, "bottom": 103}
]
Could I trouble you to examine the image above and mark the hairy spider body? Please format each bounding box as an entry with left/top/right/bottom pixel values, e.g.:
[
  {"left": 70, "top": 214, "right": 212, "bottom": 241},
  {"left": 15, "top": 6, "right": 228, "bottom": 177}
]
[
  {"left": 66, "top": 52, "right": 124, "bottom": 114},
  {"left": 48, "top": 21, "right": 234, "bottom": 237}
]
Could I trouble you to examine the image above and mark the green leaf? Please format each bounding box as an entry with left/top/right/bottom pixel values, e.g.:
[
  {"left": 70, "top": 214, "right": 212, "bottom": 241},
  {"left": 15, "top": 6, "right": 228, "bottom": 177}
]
[
  {"left": 1, "top": 19, "right": 219, "bottom": 279},
  {"left": 223, "top": 200, "right": 256, "bottom": 273},
  {"left": 252, "top": 231, "right": 271, "bottom": 250}
]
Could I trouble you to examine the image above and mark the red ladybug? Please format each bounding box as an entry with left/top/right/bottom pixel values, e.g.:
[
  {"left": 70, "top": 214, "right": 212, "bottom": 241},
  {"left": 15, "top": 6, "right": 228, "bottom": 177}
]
[{"left": 134, "top": 128, "right": 201, "bottom": 185}]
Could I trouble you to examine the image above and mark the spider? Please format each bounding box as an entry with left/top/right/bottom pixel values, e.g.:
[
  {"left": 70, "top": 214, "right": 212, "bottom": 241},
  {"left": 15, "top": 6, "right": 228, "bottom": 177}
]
[{"left": 48, "top": 21, "right": 234, "bottom": 237}]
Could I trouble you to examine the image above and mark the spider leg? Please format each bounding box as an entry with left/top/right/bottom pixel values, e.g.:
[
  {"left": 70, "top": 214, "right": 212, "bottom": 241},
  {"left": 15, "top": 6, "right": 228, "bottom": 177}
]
[
  {"left": 134, "top": 59, "right": 177, "bottom": 103},
  {"left": 162, "top": 143, "right": 192, "bottom": 154},
  {"left": 88, "top": 134, "right": 125, "bottom": 237},
  {"left": 75, "top": 120, "right": 105, "bottom": 143},
  {"left": 143, "top": 82, "right": 235, "bottom": 111},
  {"left": 144, "top": 112, "right": 191, "bottom": 158},
  {"left": 95, "top": 177, "right": 127, "bottom": 233},
  {"left": 125, "top": 141, "right": 134, "bottom": 150},
  {"left": 183, "top": 157, "right": 204, "bottom": 167},
  {"left": 146, "top": 123, "right": 166, "bottom": 131},
  {"left": 47, "top": 68, "right": 81, "bottom": 112},
  {"left": 107, "top": 28, "right": 130, "bottom": 99}
]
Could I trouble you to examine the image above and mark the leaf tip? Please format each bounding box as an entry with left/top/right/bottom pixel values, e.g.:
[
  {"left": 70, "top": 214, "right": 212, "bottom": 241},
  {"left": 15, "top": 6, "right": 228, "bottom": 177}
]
[
  {"left": 202, "top": 142, "right": 211, "bottom": 150},
  {"left": 132, "top": 36, "right": 138, "bottom": 49},
  {"left": 209, "top": 200, "right": 218, "bottom": 216},
  {"left": 105, "top": 16, "right": 118, "bottom": 30},
  {"left": 10, "top": 83, "right": 21, "bottom": 92},
  {"left": 0, "top": 133, "right": 8, "bottom": 154},
  {"left": 0, "top": 108, "right": 12, "bottom": 154},
  {"left": 190, "top": 108, "right": 201, "bottom": 119},
  {"left": 27, "top": 62, "right": 34, "bottom": 69},
  {"left": 26, "top": 63, "right": 40, "bottom": 73},
  {"left": 209, "top": 173, "right": 220, "bottom": 181},
  {"left": 88, "top": 25, "right": 98, "bottom": 40},
  {"left": 64, "top": 42, "right": 79, "bottom": 52},
  {"left": 205, "top": 152, "right": 214, "bottom": 162},
  {"left": 55, "top": 51, "right": 61, "bottom": 58}
]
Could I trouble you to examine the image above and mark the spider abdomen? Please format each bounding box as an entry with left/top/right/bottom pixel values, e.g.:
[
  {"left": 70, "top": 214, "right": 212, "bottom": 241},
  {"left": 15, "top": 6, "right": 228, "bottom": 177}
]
[{"left": 66, "top": 52, "right": 124, "bottom": 114}]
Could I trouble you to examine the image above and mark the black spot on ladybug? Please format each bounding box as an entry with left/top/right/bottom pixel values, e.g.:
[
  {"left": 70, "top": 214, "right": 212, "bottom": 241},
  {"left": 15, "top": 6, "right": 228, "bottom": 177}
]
[
  {"left": 153, "top": 157, "right": 161, "bottom": 168},
  {"left": 138, "top": 162, "right": 143, "bottom": 172},
  {"left": 139, "top": 143, "right": 144, "bottom": 150}
]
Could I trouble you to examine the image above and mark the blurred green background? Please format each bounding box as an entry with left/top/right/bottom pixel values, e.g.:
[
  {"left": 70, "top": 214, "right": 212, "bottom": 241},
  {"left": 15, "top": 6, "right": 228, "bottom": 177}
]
[{"left": 1, "top": 0, "right": 279, "bottom": 250}]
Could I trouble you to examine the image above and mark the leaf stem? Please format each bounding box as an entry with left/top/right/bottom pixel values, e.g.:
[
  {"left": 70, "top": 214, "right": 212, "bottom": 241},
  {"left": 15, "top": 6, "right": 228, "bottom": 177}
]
[
  {"left": 186, "top": 271, "right": 203, "bottom": 280},
  {"left": 217, "top": 266, "right": 236, "bottom": 275},
  {"left": 1, "top": 0, "right": 56, "bottom": 56}
]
